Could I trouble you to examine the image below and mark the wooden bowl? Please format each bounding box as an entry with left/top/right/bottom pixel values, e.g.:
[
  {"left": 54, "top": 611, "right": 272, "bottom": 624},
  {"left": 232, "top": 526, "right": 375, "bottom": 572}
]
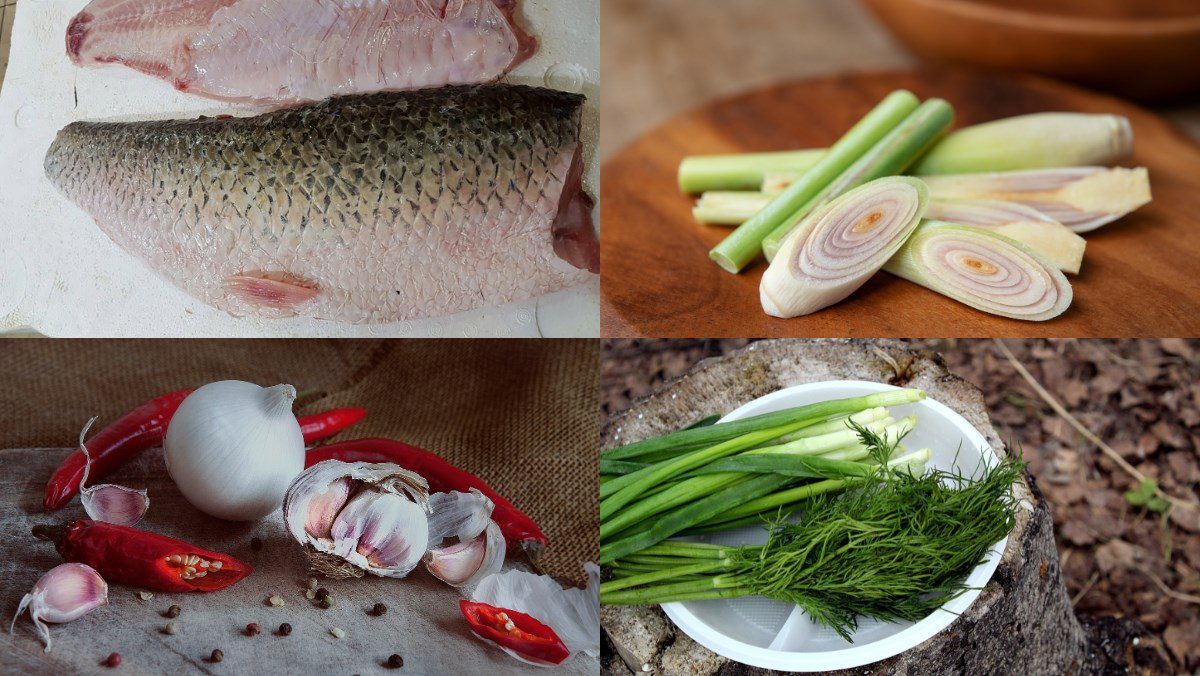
[{"left": 862, "top": 0, "right": 1200, "bottom": 102}]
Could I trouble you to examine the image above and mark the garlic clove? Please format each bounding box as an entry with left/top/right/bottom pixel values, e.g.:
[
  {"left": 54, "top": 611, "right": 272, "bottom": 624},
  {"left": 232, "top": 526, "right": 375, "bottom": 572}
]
[
  {"left": 10, "top": 563, "right": 109, "bottom": 652},
  {"left": 425, "top": 520, "right": 504, "bottom": 588},
  {"left": 80, "top": 484, "right": 149, "bottom": 526},
  {"left": 331, "top": 490, "right": 428, "bottom": 574},
  {"left": 303, "top": 477, "right": 351, "bottom": 540},
  {"left": 427, "top": 489, "right": 493, "bottom": 546},
  {"left": 76, "top": 416, "right": 150, "bottom": 526}
]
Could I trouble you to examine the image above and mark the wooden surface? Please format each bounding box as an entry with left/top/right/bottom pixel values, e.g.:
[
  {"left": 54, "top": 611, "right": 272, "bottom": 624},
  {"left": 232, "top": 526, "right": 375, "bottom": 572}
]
[
  {"left": 862, "top": 0, "right": 1200, "bottom": 102},
  {"left": 600, "top": 69, "right": 1200, "bottom": 338}
]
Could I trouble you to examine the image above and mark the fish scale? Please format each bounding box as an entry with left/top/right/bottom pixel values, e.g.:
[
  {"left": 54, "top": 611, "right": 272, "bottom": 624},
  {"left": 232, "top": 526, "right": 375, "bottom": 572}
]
[{"left": 45, "top": 84, "right": 597, "bottom": 324}]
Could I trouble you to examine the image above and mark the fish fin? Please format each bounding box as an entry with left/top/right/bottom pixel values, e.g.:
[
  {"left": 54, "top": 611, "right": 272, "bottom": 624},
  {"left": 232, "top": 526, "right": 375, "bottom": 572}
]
[
  {"left": 224, "top": 274, "right": 319, "bottom": 312},
  {"left": 552, "top": 146, "right": 599, "bottom": 273}
]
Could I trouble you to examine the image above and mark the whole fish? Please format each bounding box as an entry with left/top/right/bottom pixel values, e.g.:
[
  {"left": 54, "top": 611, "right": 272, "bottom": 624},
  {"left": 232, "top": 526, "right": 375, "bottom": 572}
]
[
  {"left": 67, "top": 0, "right": 537, "bottom": 104},
  {"left": 45, "top": 84, "right": 598, "bottom": 324}
]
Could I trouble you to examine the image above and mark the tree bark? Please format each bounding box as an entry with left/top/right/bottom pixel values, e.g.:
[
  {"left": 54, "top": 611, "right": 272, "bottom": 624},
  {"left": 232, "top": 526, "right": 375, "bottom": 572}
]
[{"left": 600, "top": 339, "right": 1170, "bottom": 675}]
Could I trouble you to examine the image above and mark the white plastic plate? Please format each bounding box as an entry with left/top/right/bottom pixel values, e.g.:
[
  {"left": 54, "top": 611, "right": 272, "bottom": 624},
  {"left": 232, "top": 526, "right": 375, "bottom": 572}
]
[{"left": 660, "top": 380, "right": 1008, "bottom": 672}]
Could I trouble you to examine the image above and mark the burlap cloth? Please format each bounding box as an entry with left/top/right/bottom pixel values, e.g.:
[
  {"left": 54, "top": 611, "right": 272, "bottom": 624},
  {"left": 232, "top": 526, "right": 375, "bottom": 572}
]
[{"left": 0, "top": 339, "right": 598, "bottom": 584}]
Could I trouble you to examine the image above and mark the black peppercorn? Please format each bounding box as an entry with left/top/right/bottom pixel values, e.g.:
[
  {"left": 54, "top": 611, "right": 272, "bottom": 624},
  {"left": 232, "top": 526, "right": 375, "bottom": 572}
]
[
  {"left": 246, "top": 623, "right": 261, "bottom": 636},
  {"left": 165, "top": 604, "right": 181, "bottom": 618},
  {"left": 385, "top": 654, "right": 404, "bottom": 669},
  {"left": 279, "top": 622, "right": 292, "bottom": 636},
  {"left": 209, "top": 649, "right": 224, "bottom": 663},
  {"left": 370, "top": 602, "right": 387, "bottom": 616}
]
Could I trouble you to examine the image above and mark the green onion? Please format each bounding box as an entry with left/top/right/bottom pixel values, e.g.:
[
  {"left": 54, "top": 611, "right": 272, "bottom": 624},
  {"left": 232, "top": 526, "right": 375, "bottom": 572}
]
[{"left": 708, "top": 90, "right": 920, "bottom": 273}]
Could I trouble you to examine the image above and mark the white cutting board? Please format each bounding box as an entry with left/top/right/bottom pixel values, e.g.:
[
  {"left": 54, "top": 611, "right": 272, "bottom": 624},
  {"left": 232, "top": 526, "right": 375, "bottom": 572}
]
[{"left": 0, "top": 0, "right": 599, "bottom": 337}]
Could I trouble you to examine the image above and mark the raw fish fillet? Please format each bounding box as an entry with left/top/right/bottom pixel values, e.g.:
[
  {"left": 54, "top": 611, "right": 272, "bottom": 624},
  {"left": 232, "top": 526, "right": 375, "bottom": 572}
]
[
  {"left": 45, "top": 84, "right": 598, "bottom": 324},
  {"left": 67, "top": 0, "right": 537, "bottom": 103}
]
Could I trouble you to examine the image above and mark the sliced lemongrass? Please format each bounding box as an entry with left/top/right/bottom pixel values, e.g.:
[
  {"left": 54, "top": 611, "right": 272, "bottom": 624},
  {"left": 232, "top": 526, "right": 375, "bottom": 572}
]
[
  {"left": 924, "top": 199, "right": 1086, "bottom": 274},
  {"left": 760, "top": 176, "right": 929, "bottom": 318},
  {"left": 693, "top": 191, "right": 774, "bottom": 225},
  {"left": 913, "top": 113, "right": 1132, "bottom": 175},
  {"left": 884, "top": 220, "right": 1072, "bottom": 321},
  {"left": 678, "top": 149, "right": 825, "bottom": 194},
  {"left": 920, "top": 167, "right": 1151, "bottom": 233},
  {"left": 77, "top": 417, "right": 149, "bottom": 526},
  {"left": 708, "top": 90, "right": 921, "bottom": 273},
  {"left": 761, "top": 99, "right": 954, "bottom": 261}
]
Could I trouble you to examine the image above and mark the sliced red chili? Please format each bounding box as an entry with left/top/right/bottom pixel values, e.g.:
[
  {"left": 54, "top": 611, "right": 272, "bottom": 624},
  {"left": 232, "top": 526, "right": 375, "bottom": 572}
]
[
  {"left": 459, "top": 601, "right": 570, "bottom": 666},
  {"left": 33, "top": 520, "right": 251, "bottom": 593},
  {"left": 44, "top": 387, "right": 367, "bottom": 512},
  {"left": 306, "top": 439, "right": 548, "bottom": 560}
]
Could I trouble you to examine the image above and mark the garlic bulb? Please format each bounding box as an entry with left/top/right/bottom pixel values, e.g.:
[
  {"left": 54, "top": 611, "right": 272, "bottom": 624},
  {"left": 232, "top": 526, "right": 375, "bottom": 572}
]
[
  {"left": 10, "top": 563, "right": 108, "bottom": 652},
  {"left": 284, "top": 460, "right": 430, "bottom": 578},
  {"left": 76, "top": 417, "right": 149, "bottom": 526},
  {"left": 424, "top": 490, "right": 505, "bottom": 588},
  {"left": 164, "top": 381, "right": 305, "bottom": 521}
]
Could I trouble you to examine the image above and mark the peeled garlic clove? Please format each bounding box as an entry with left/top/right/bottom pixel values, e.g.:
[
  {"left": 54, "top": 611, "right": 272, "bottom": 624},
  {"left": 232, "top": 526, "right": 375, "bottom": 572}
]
[
  {"left": 303, "top": 477, "right": 351, "bottom": 540},
  {"left": 427, "top": 489, "right": 493, "bottom": 546},
  {"left": 426, "top": 520, "right": 504, "bottom": 588},
  {"left": 10, "top": 563, "right": 108, "bottom": 652},
  {"left": 331, "top": 490, "right": 428, "bottom": 573},
  {"left": 283, "top": 460, "right": 430, "bottom": 578},
  {"left": 80, "top": 484, "right": 149, "bottom": 526}
]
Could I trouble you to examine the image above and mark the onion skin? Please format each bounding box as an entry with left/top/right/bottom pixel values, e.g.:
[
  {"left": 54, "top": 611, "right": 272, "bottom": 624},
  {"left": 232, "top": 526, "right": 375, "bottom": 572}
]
[
  {"left": 883, "top": 220, "right": 1073, "bottom": 321},
  {"left": 760, "top": 176, "right": 929, "bottom": 318}
]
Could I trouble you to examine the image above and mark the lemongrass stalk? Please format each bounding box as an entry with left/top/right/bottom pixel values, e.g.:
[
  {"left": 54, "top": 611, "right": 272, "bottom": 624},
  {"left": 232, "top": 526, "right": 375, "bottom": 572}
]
[
  {"left": 601, "top": 389, "right": 924, "bottom": 462},
  {"left": 694, "top": 191, "right": 775, "bottom": 225},
  {"left": 884, "top": 221, "right": 1073, "bottom": 321},
  {"left": 760, "top": 100, "right": 953, "bottom": 261},
  {"left": 920, "top": 167, "right": 1151, "bottom": 233},
  {"left": 678, "top": 150, "right": 826, "bottom": 194},
  {"left": 709, "top": 91, "right": 921, "bottom": 273},
  {"left": 912, "top": 113, "right": 1132, "bottom": 175},
  {"left": 760, "top": 176, "right": 929, "bottom": 318},
  {"left": 923, "top": 199, "right": 1085, "bottom": 274}
]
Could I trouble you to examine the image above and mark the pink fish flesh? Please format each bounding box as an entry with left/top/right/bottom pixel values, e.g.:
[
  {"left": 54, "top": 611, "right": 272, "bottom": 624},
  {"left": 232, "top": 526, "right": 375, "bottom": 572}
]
[{"left": 67, "top": 0, "right": 537, "bottom": 104}]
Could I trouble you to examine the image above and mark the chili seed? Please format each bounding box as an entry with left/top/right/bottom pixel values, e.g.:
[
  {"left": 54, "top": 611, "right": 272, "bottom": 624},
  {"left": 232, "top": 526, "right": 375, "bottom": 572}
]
[
  {"left": 278, "top": 623, "right": 292, "bottom": 636},
  {"left": 246, "top": 623, "right": 261, "bottom": 636},
  {"left": 330, "top": 627, "right": 345, "bottom": 639},
  {"left": 267, "top": 594, "right": 285, "bottom": 607},
  {"left": 251, "top": 537, "right": 263, "bottom": 551},
  {"left": 369, "top": 602, "right": 388, "bottom": 616},
  {"left": 385, "top": 654, "right": 404, "bottom": 669},
  {"left": 137, "top": 591, "right": 154, "bottom": 601},
  {"left": 104, "top": 652, "right": 121, "bottom": 667},
  {"left": 164, "top": 622, "right": 179, "bottom": 635},
  {"left": 209, "top": 649, "right": 224, "bottom": 663},
  {"left": 165, "top": 605, "right": 181, "bottom": 618},
  {"left": 307, "top": 577, "right": 319, "bottom": 590}
]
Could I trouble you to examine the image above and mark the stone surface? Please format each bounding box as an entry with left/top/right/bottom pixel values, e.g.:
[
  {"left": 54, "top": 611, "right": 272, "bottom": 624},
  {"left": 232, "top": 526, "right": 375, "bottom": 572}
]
[{"left": 601, "top": 339, "right": 1165, "bottom": 675}]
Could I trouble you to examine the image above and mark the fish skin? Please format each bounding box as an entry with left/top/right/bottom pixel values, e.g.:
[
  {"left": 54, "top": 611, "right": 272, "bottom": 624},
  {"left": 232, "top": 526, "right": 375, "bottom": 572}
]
[
  {"left": 44, "top": 84, "right": 597, "bottom": 324},
  {"left": 67, "top": 0, "right": 537, "bottom": 104}
]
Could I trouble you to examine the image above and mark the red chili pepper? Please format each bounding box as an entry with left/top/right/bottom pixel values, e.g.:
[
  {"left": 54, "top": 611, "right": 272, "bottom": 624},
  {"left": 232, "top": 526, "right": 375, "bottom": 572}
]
[
  {"left": 459, "top": 601, "right": 570, "bottom": 666},
  {"left": 33, "top": 520, "right": 251, "bottom": 592},
  {"left": 44, "top": 389, "right": 367, "bottom": 512},
  {"left": 298, "top": 407, "right": 367, "bottom": 444},
  {"left": 305, "top": 439, "right": 549, "bottom": 560}
]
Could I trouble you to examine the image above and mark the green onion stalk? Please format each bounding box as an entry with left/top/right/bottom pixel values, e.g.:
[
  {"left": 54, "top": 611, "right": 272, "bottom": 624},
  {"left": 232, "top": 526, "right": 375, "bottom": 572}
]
[{"left": 601, "top": 452, "right": 1024, "bottom": 641}]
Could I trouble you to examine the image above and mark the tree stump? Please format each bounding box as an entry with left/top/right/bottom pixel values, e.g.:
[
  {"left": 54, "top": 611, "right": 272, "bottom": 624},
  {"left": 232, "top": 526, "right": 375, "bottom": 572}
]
[{"left": 600, "top": 339, "right": 1170, "bottom": 675}]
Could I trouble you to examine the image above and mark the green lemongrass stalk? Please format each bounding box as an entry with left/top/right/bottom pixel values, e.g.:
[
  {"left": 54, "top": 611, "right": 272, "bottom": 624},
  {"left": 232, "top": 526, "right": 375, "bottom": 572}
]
[
  {"left": 694, "top": 191, "right": 776, "bottom": 225},
  {"left": 600, "top": 473, "right": 796, "bottom": 564},
  {"left": 761, "top": 100, "right": 953, "bottom": 262},
  {"left": 759, "top": 177, "right": 930, "bottom": 319},
  {"left": 708, "top": 90, "right": 920, "bottom": 273},
  {"left": 912, "top": 113, "right": 1132, "bottom": 175},
  {"left": 923, "top": 199, "right": 1085, "bottom": 274},
  {"left": 679, "top": 150, "right": 826, "bottom": 194},
  {"left": 920, "top": 167, "right": 1151, "bottom": 234},
  {"left": 602, "top": 450, "right": 1021, "bottom": 642},
  {"left": 601, "top": 389, "right": 923, "bottom": 462},
  {"left": 883, "top": 221, "right": 1073, "bottom": 321}
]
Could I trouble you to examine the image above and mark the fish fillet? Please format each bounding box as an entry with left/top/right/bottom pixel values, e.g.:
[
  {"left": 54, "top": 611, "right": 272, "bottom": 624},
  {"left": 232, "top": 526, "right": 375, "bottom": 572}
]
[
  {"left": 67, "top": 0, "right": 537, "bottom": 103},
  {"left": 45, "top": 84, "right": 599, "bottom": 324}
]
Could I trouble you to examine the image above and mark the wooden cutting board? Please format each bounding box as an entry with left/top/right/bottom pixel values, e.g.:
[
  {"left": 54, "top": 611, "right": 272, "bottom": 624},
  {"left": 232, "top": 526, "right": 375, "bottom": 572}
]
[{"left": 600, "top": 68, "right": 1200, "bottom": 338}]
